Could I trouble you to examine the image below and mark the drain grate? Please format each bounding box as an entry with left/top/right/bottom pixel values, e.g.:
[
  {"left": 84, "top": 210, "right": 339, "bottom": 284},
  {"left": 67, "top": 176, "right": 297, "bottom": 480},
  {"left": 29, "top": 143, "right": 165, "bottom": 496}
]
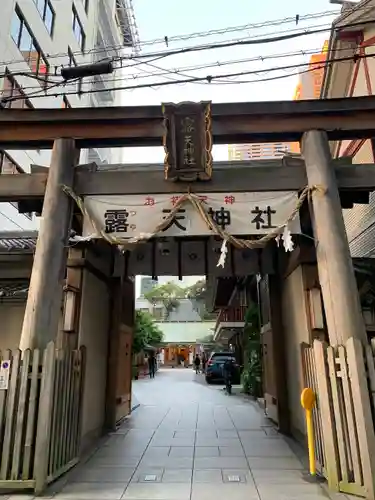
[
  {"left": 227, "top": 475, "right": 241, "bottom": 482},
  {"left": 144, "top": 475, "right": 157, "bottom": 482}
]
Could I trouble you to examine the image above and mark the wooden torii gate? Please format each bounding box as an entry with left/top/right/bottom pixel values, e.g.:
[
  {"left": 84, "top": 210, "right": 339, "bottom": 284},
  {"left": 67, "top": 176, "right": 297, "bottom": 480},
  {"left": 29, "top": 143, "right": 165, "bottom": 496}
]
[
  {"left": 2, "top": 96, "right": 375, "bottom": 494},
  {"left": 1, "top": 96, "right": 375, "bottom": 351}
]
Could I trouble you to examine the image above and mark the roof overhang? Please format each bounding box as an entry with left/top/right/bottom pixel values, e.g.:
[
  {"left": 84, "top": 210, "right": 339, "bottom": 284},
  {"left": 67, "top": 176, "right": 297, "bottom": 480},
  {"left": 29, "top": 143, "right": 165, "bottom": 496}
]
[{"left": 321, "top": 0, "right": 375, "bottom": 99}]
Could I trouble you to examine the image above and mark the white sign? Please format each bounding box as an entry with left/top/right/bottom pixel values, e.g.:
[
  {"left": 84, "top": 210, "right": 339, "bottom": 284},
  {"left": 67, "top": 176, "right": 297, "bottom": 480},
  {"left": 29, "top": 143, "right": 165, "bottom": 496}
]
[
  {"left": 83, "top": 192, "right": 301, "bottom": 239},
  {"left": 0, "top": 360, "right": 11, "bottom": 390}
]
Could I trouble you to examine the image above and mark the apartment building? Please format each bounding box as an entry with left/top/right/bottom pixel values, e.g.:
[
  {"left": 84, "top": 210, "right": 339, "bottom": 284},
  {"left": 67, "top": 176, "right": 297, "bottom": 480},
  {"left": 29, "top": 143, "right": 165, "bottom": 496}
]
[
  {"left": 228, "top": 142, "right": 292, "bottom": 161},
  {"left": 0, "top": 0, "right": 138, "bottom": 230}
]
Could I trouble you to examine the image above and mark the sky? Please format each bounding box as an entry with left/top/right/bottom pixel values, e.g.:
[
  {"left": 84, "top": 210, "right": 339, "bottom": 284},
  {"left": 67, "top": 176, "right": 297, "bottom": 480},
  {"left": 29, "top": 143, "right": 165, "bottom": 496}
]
[
  {"left": 126, "top": 0, "right": 341, "bottom": 291},
  {"left": 121, "top": 0, "right": 341, "bottom": 164}
]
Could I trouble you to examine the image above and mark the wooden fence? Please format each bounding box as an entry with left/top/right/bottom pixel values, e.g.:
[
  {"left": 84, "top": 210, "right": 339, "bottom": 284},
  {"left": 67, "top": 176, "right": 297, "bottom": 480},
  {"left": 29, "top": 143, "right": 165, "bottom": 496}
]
[
  {"left": 300, "top": 342, "right": 325, "bottom": 475},
  {"left": 0, "top": 342, "right": 85, "bottom": 494},
  {"left": 302, "top": 338, "right": 375, "bottom": 499}
]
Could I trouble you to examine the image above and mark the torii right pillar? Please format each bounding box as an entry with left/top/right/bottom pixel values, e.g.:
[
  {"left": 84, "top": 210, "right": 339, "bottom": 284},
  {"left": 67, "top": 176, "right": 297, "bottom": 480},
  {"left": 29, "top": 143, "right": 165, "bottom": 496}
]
[{"left": 301, "top": 130, "right": 367, "bottom": 346}]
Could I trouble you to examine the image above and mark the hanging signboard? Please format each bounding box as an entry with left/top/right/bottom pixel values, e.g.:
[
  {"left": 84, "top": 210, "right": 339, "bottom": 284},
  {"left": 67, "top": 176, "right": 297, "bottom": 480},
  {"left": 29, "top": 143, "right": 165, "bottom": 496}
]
[
  {"left": 83, "top": 191, "right": 301, "bottom": 239},
  {"left": 162, "top": 101, "right": 212, "bottom": 182}
]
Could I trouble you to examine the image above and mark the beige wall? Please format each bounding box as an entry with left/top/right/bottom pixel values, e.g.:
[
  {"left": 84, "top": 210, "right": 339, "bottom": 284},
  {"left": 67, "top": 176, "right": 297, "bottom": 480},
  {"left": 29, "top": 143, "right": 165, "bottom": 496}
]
[
  {"left": 79, "top": 270, "right": 110, "bottom": 451},
  {"left": 0, "top": 303, "right": 26, "bottom": 351},
  {"left": 282, "top": 266, "right": 310, "bottom": 439}
]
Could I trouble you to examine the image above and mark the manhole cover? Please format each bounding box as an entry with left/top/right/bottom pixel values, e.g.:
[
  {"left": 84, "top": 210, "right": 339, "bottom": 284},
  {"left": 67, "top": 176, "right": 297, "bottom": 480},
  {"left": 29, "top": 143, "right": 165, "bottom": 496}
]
[
  {"left": 227, "top": 475, "right": 241, "bottom": 482},
  {"left": 144, "top": 475, "right": 157, "bottom": 482}
]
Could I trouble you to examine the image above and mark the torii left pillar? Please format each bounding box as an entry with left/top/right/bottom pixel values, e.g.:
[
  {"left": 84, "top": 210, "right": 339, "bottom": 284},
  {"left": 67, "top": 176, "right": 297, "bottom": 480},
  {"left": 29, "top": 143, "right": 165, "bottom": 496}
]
[{"left": 19, "top": 138, "right": 78, "bottom": 350}]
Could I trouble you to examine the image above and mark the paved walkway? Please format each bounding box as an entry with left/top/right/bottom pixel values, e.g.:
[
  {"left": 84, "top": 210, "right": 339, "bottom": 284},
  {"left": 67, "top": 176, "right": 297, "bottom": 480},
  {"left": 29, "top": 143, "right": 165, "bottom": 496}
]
[{"left": 51, "top": 368, "right": 346, "bottom": 500}]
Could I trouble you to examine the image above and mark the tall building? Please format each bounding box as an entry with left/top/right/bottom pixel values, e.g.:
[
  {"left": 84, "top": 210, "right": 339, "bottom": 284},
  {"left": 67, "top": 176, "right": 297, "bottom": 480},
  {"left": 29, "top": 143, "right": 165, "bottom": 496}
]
[
  {"left": 228, "top": 142, "right": 292, "bottom": 161},
  {"left": 290, "top": 41, "right": 329, "bottom": 153},
  {"left": 0, "top": 0, "right": 139, "bottom": 230},
  {"left": 140, "top": 277, "right": 158, "bottom": 297}
]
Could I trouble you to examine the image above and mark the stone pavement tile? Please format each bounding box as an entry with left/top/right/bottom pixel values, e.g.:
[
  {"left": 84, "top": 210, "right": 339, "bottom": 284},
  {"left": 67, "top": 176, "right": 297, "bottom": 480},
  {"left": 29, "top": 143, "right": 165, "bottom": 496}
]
[
  {"left": 194, "top": 456, "right": 249, "bottom": 469},
  {"left": 174, "top": 431, "right": 196, "bottom": 439},
  {"left": 94, "top": 447, "right": 146, "bottom": 459},
  {"left": 169, "top": 446, "right": 194, "bottom": 457},
  {"left": 191, "top": 483, "right": 259, "bottom": 500},
  {"left": 122, "top": 482, "right": 191, "bottom": 499},
  {"left": 251, "top": 468, "right": 309, "bottom": 485},
  {"left": 196, "top": 430, "right": 217, "bottom": 439},
  {"left": 257, "top": 483, "right": 329, "bottom": 500},
  {"left": 242, "top": 440, "right": 296, "bottom": 457},
  {"left": 150, "top": 438, "right": 194, "bottom": 447},
  {"left": 221, "top": 469, "right": 255, "bottom": 484},
  {"left": 104, "top": 435, "right": 129, "bottom": 446},
  {"left": 162, "top": 469, "right": 192, "bottom": 483},
  {"left": 193, "top": 469, "right": 223, "bottom": 483},
  {"left": 138, "top": 456, "right": 193, "bottom": 469},
  {"left": 219, "top": 446, "right": 245, "bottom": 457},
  {"left": 247, "top": 456, "right": 303, "bottom": 469},
  {"left": 195, "top": 437, "right": 241, "bottom": 447},
  {"left": 195, "top": 446, "right": 220, "bottom": 457},
  {"left": 131, "top": 468, "right": 164, "bottom": 483},
  {"left": 55, "top": 481, "right": 127, "bottom": 499},
  {"left": 70, "top": 466, "right": 135, "bottom": 482},
  {"left": 238, "top": 430, "right": 270, "bottom": 440},
  {"left": 217, "top": 430, "right": 238, "bottom": 439},
  {"left": 86, "top": 456, "right": 141, "bottom": 468},
  {"left": 143, "top": 447, "right": 170, "bottom": 458}
]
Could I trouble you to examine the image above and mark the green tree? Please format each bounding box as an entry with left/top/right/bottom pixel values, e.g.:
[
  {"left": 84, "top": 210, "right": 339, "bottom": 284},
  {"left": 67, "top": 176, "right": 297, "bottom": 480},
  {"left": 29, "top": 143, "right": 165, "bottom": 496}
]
[
  {"left": 133, "top": 310, "right": 164, "bottom": 354},
  {"left": 185, "top": 279, "right": 206, "bottom": 300},
  {"left": 241, "top": 305, "right": 262, "bottom": 397},
  {"left": 144, "top": 282, "right": 185, "bottom": 318}
]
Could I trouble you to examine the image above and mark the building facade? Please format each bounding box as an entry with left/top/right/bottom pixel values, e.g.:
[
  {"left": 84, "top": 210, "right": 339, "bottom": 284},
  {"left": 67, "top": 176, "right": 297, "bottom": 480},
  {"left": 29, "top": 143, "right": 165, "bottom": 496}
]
[
  {"left": 320, "top": 0, "right": 375, "bottom": 257},
  {"left": 228, "top": 142, "right": 292, "bottom": 161},
  {"left": 290, "top": 41, "right": 329, "bottom": 153},
  {"left": 0, "top": 0, "right": 138, "bottom": 230}
]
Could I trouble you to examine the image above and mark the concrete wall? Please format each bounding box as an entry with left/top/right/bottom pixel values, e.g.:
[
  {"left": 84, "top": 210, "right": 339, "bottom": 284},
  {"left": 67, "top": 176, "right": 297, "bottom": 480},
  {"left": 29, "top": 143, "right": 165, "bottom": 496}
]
[
  {"left": 282, "top": 266, "right": 310, "bottom": 439},
  {"left": 78, "top": 270, "right": 110, "bottom": 452},
  {"left": 0, "top": 302, "right": 25, "bottom": 350}
]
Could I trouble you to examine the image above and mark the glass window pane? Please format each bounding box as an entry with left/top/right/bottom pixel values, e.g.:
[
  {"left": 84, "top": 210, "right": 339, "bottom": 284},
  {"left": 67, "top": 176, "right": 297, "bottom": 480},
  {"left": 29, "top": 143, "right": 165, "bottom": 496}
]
[
  {"left": 36, "top": 0, "right": 44, "bottom": 15},
  {"left": 19, "top": 23, "right": 32, "bottom": 52},
  {"left": 45, "top": 3, "right": 54, "bottom": 35},
  {"left": 10, "top": 12, "right": 22, "bottom": 46}
]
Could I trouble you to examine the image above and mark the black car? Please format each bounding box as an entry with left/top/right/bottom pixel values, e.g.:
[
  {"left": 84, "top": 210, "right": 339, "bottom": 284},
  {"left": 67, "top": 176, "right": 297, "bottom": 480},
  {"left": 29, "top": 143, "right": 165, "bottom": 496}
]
[{"left": 205, "top": 352, "right": 240, "bottom": 384}]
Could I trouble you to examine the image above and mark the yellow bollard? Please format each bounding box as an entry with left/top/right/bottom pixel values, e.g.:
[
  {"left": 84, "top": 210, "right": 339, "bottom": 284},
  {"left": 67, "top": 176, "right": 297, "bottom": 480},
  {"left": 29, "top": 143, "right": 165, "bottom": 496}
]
[{"left": 301, "top": 387, "right": 316, "bottom": 477}]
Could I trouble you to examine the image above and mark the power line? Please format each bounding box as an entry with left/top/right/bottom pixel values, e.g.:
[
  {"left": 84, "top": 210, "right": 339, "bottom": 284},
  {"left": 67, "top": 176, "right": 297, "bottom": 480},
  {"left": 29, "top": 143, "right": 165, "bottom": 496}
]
[
  {"left": 1, "top": 52, "right": 371, "bottom": 105},
  {"left": 0, "top": 9, "right": 341, "bottom": 71},
  {"left": 114, "top": 18, "right": 375, "bottom": 62},
  {"left": 0, "top": 39, "right": 368, "bottom": 96},
  {"left": 1, "top": 23, "right": 371, "bottom": 97}
]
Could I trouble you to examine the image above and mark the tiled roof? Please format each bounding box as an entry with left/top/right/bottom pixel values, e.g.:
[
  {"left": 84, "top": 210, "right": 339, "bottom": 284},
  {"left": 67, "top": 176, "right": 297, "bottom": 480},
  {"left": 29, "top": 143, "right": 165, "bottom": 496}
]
[
  {"left": 0, "top": 232, "right": 37, "bottom": 253},
  {"left": 155, "top": 321, "right": 216, "bottom": 344},
  {"left": 0, "top": 281, "right": 29, "bottom": 298}
]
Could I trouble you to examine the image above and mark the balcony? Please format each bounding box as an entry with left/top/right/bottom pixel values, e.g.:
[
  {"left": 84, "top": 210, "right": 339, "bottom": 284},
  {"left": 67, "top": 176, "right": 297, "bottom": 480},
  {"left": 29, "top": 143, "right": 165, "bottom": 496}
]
[{"left": 214, "top": 306, "right": 246, "bottom": 343}]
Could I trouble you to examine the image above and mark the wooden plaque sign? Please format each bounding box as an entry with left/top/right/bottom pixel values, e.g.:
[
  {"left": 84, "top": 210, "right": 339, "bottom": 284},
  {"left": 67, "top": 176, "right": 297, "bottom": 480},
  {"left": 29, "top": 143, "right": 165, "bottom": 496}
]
[{"left": 162, "top": 101, "right": 213, "bottom": 182}]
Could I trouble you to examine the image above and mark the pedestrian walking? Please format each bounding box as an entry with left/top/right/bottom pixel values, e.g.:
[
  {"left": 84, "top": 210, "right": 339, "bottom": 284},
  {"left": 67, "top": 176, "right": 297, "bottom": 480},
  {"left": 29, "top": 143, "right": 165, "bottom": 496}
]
[
  {"left": 148, "top": 353, "right": 156, "bottom": 379},
  {"left": 201, "top": 352, "right": 207, "bottom": 373},
  {"left": 194, "top": 354, "right": 201, "bottom": 374}
]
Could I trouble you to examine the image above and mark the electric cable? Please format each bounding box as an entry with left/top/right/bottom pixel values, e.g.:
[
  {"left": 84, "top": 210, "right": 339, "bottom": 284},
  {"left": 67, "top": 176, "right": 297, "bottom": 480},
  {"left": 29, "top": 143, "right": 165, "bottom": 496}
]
[{"left": 1, "top": 51, "right": 371, "bottom": 105}]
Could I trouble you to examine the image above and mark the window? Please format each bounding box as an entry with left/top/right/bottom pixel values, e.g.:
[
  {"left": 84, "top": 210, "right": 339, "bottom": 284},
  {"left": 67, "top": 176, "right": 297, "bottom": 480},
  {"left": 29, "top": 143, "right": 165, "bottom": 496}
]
[
  {"left": 0, "top": 152, "right": 32, "bottom": 219},
  {"left": 33, "top": 0, "right": 55, "bottom": 36},
  {"left": 1, "top": 74, "right": 34, "bottom": 109},
  {"left": 68, "top": 47, "right": 83, "bottom": 97},
  {"left": 72, "top": 5, "right": 85, "bottom": 51},
  {"left": 10, "top": 7, "right": 50, "bottom": 86}
]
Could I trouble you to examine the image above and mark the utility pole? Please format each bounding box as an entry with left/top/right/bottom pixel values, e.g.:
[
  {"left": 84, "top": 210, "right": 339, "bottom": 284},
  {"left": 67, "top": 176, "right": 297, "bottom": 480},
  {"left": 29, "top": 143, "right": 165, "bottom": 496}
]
[
  {"left": 19, "top": 138, "right": 78, "bottom": 350},
  {"left": 301, "top": 130, "right": 367, "bottom": 345}
]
